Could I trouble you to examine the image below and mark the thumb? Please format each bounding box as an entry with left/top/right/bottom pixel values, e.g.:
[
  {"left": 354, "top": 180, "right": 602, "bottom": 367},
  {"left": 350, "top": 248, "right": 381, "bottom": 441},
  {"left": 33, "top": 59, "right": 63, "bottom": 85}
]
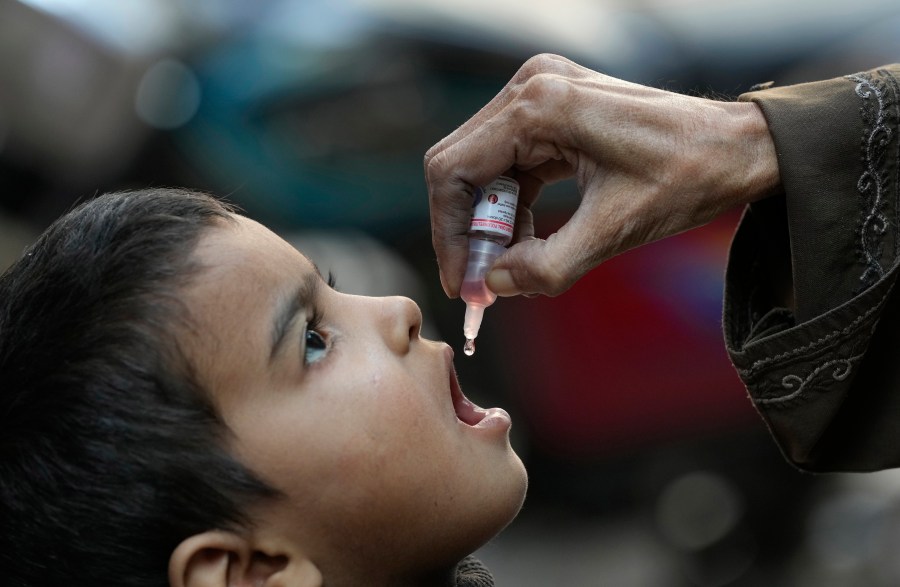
[{"left": 486, "top": 236, "right": 590, "bottom": 298}]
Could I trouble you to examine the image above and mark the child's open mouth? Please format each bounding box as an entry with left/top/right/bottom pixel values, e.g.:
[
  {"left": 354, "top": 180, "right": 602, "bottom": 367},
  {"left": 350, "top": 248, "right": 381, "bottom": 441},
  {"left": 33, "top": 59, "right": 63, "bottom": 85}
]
[
  {"left": 447, "top": 349, "right": 511, "bottom": 430},
  {"left": 449, "top": 364, "right": 489, "bottom": 426}
]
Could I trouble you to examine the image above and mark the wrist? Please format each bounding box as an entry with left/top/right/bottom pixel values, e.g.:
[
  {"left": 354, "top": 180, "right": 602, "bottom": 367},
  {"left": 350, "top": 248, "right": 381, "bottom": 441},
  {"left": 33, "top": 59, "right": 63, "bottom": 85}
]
[
  {"left": 663, "top": 97, "right": 781, "bottom": 227},
  {"left": 722, "top": 101, "right": 781, "bottom": 206}
]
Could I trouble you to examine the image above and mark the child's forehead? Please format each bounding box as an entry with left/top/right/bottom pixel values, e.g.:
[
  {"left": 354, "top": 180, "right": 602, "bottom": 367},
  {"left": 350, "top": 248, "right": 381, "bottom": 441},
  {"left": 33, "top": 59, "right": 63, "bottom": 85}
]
[
  {"left": 195, "top": 215, "right": 315, "bottom": 274},
  {"left": 177, "top": 217, "right": 318, "bottom": 397},
  {"left": 182, "top": 217, "right": 320, "bottom": 335}
]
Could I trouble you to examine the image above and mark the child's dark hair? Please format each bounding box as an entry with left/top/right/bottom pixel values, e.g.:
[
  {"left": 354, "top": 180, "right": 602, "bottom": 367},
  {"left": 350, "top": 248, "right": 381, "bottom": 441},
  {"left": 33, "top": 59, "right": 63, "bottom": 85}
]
[{"left": 0, "top": 188, "right": 278, "bottom": 586}]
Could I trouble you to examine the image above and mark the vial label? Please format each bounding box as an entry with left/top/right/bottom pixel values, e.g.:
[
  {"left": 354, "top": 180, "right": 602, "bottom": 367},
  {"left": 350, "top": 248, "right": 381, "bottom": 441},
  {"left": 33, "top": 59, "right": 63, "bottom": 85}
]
[{"left": 470, "top": 176, "right": 519, "bottom": 239}]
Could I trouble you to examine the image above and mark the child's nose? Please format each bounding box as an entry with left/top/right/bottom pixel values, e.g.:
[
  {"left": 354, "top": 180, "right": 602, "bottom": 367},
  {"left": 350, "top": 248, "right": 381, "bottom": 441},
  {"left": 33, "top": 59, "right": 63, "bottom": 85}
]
[{"left": 378, "top": 296, "right": 422, "bottom": 354}]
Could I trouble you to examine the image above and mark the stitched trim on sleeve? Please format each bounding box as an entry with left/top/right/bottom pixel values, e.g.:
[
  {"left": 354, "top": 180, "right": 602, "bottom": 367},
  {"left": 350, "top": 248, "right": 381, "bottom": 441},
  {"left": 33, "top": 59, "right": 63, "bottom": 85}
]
[
  {"left": 753, "top": 353, "right": 866, "bottom": 405},
  {"left": 846, "top": 69, "right": 900, "bottom": 290},
  {"left": 737, "top": 290, "right": 889, "bottom": 378}
]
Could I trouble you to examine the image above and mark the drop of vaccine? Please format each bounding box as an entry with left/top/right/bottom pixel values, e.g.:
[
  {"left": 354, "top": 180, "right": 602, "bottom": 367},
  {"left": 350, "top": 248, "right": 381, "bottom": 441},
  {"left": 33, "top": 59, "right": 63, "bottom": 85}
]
[{"left": 463, "top": 338, "right": 476, "bottom": 356}]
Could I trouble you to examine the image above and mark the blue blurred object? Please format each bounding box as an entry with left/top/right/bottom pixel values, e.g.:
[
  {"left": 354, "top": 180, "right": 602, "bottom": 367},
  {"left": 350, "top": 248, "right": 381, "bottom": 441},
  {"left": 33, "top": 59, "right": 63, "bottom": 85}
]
[
  {"left": 177, "top": 30, "right": 521, "bottom": 235},
  {"left": 5, "top": 0, "right": 899, "bottom": 233}
]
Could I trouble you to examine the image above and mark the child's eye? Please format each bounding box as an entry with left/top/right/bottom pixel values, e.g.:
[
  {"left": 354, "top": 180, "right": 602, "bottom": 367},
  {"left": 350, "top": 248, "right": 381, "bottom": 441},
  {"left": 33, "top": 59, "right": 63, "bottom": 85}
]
[{"left": 303, "top": 327, "right": 328, "bottom": 365}]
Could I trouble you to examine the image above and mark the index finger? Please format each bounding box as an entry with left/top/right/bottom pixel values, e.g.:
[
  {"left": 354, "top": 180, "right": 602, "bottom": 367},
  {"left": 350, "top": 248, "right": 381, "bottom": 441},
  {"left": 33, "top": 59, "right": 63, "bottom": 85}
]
[
  {"left": 425, "top": 55, "right": 596, "bottom": 297},
  {"left": 428, "top": 173, "right": 476, "bottom": 298}
]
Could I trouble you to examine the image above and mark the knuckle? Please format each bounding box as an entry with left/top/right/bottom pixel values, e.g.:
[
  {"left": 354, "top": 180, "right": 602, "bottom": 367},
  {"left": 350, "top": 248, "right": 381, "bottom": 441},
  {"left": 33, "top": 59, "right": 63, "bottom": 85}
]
[
  {"left": 423, "top": 149, "right": 453, "bottom": 188},
  {"left": 512, "top": 254, "right": 573, "bottom": 298},
  {"left": 537, "top": 238, "right": 593, "bottom": 297},
  {"left": 508, "top": 74, "right": 574, "bottom": 133},
  {"left": 515, "top": 54, "right": 548, "bottom": 80},
  {"left": 520, "top": 73, "right": 572, "bottom": 106},
  {"left": 423, "top": 147, "right": 437, "bottom": 168},
  {"left": 515, "top": 53, "right": 565, "bottom": 81},
  {"left": 505, "top": 75, "right": 573, "bottom": 148},
  {"left": 538, "top": 264, "right": 574, "bottom": 297}
]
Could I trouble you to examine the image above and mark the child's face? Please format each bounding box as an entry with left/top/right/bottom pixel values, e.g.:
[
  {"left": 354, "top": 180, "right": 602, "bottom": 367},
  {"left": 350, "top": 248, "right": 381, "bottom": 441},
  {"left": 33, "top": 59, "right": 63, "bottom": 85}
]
[{"left": 179, "top": 215, "right": 527, "bottom": 574}]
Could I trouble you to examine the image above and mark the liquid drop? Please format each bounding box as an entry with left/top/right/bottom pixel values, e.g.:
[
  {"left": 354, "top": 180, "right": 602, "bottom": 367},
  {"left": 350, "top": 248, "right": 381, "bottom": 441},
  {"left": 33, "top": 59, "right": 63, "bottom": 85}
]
[{"left": 463, "top": 338, "right": 476, "bottom": 356}]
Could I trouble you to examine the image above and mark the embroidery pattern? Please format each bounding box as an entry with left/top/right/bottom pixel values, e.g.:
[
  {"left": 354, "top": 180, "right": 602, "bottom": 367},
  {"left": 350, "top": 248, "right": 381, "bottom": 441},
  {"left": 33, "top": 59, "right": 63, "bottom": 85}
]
[
  {"left": 887, "top": 71, "right": 900, "bottom": 258},
  {"left": 846, "top": 71, "right": 894, "bottom": 289},
  {"left": 755, "top": 353, "right": 865, "bottom": 405},
  {"left": 737, "top": 289, "right": 889, "bottom": 378},
  {"left": 739, "top": 69, "right": 900, "bottom": 408}
]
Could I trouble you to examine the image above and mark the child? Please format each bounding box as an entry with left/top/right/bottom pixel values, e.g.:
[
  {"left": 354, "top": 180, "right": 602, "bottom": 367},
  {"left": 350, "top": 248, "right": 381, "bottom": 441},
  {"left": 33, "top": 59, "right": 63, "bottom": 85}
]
[{"left": 0, "top": 188, "right": 527, "bottom": 587}]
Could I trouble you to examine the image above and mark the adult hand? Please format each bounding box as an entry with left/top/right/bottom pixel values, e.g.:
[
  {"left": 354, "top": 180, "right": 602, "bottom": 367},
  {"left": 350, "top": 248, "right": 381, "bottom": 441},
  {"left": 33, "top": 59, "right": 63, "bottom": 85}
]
[{"left": 424, "top": 53, "right": 780, "bottom": 298}]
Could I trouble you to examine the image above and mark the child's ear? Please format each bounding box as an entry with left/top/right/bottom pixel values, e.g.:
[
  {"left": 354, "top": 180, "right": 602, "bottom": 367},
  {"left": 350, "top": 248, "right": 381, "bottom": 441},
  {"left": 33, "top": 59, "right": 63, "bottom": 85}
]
[{"left": 169, "top": 530, "right": 322, "bottom": 587}]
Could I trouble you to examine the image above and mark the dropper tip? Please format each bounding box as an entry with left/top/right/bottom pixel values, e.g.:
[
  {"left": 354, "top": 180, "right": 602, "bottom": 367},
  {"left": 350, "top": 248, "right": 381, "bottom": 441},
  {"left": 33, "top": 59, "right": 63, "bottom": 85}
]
[
  {"left": 463, "top": 338, "right": 476, "bottom": 356},
  {"left": 463, "top": 304, "right": 485, "bottom": 340}
]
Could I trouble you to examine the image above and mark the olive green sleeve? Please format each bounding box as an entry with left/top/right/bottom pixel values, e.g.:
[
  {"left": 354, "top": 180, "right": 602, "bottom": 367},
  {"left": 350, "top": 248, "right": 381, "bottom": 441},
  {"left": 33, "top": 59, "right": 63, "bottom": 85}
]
[{"left": 724, "top": 65, "right": 900, "bottom": 472}]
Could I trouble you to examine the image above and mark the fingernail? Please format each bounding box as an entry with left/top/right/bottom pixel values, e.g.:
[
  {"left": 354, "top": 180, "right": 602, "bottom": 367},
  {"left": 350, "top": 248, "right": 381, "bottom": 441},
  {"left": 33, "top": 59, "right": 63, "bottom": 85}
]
[{"left": 486, "top": 269, "right": 519, "bottom": 297}]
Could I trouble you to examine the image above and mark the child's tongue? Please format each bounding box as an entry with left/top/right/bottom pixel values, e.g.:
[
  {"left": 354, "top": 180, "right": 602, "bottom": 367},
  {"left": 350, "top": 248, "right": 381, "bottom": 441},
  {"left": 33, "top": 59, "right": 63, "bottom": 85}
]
[
  {"left": 450, "top": 368, "right": 487, "bottom": 426},
  {"left": 454, "top": 393, "right": 488, "bottom": 426}
]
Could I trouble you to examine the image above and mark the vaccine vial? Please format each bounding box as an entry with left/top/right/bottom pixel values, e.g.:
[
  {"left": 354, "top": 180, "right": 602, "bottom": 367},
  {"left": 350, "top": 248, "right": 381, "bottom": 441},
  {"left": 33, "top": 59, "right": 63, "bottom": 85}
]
[{"left": 460, "top": 176, "right": 519, "bottom": 356}]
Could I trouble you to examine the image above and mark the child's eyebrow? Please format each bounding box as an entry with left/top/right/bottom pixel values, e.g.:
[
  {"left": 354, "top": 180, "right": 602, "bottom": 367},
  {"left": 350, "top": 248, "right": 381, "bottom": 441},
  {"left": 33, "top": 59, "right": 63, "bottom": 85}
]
[{"left": 269, "top": 266, "right": 322, "bottom": 363}]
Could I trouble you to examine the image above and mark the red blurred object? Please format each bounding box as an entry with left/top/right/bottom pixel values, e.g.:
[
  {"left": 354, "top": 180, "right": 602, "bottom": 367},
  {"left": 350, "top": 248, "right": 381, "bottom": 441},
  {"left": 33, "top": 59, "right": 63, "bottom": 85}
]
[{"left": 494, "top": 209, "right": 757, "bottom": 459}]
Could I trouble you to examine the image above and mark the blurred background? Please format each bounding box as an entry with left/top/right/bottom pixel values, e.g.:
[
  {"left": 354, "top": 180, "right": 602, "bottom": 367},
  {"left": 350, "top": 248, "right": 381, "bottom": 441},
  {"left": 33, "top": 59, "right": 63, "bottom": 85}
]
[{"left": 2, "top": 0, "right": 900, "bottom": 584}]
